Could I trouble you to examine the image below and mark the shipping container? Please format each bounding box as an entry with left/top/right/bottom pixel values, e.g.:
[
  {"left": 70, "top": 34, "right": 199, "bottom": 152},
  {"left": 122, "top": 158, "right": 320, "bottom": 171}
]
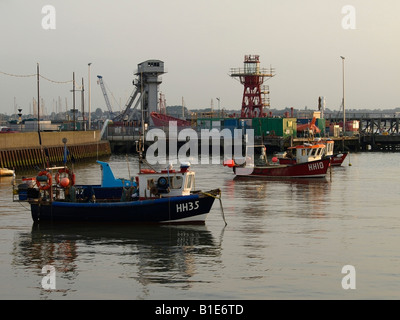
[
  {"left": 296, "top": 118, "right": 310, "bottom": 125},
  {"left": 238, "top": 118, "right": 252, "bottom": 128},
  {"left": 346, "top": 120, "right": 359, "bottom": 132},
  {"left": 222, "top": 118, "right": 239, "bottom": 136},
  {"left": 252, "top": 117, "right": 296, "bottom": 138},
  {"left": 197, "top": 119, "right": 211, "bottom": 129},
  {"left": 316, "top": 118, "right": 326, "bottom": 135},
  {"left": 197, "top": 118, "right": 226, "bottom": 130},
  {"left": 283, "top": 118, "right": 297, "bottom": 138},
  {"left": 329, "top": 124, "right": 341, "bottom": 137},
  {"left": 211, "top": 120, "right": 221, "bottom": 128},
  {"left": 223, "top": 118, "right": 239, "bottom": 128}
]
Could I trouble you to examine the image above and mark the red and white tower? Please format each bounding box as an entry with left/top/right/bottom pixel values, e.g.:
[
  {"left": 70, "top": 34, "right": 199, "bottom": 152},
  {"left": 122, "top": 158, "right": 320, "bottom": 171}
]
[{"left": 230, "top": 55, "right": 275, "bottom": 118}]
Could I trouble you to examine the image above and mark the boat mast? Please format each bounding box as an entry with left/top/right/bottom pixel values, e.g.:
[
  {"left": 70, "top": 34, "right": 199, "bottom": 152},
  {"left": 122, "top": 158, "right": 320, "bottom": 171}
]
[
  {"left": 37, "top": 63, "right": 46, "bottom": 168},
  {"left": 340, "top": 56, "right": 346, "bottom": 151},
  {"left": 37, "top": 63, "right": 40, "bottom": 133}
]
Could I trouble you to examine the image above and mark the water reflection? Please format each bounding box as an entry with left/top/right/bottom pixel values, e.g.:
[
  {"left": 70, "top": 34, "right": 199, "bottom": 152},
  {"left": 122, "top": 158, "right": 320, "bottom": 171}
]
[
  {"left": 225, "top": 176, "right": 331, "bottom": 219},
  {"left": 279, "top": 178, "right": 332, "bottom": 219},
  {"left": 12, "top": 223, "right": 220, "bottom": 298}
]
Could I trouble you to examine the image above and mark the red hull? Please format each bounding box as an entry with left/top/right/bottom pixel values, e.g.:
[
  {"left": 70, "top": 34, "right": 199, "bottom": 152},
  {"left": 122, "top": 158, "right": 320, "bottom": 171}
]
[
  {"left": 234, "top": 158, "right": 331, "bottom": 178},
  {"left": 151, "top": 112, "right": 191, "bottom": 127},
  {"left": 330, "top": 153, "right": 347, "bottom": 166},
  {"left": 278, "top": 158, "right": 297, "bottom": 165}
]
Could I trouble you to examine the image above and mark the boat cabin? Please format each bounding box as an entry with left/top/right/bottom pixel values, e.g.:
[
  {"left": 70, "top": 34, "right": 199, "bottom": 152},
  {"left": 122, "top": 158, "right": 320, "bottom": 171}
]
[
  {"left": 98, "top": 160, "right": 195, "bottom": 199},
  {"left": 137, "top": 166, "right": 195, "bottom": 198},
  {"left": 287, "top": 143, "right": 326, "bottom": 164}
]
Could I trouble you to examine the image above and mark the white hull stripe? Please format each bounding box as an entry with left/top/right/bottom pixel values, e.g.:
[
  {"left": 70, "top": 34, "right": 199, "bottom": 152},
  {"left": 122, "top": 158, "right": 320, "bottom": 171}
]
[{"left": 161, "top": 213, "right": 208, "bottom": 223}]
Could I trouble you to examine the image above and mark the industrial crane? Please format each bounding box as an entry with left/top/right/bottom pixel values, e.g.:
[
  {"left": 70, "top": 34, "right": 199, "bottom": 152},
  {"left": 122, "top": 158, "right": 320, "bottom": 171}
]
[
  {"left": 97, "top": 74, "right": 138, "bottom": 121},
  {"left": 97, "top": 60, "right": 165, "bottom": 123},
  {"left": 97, "top": 75, "right": 114, "bottom": 115}
]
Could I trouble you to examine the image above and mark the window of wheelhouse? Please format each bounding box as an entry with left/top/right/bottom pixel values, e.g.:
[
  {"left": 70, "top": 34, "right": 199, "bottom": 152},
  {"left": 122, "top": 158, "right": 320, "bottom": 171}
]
[
  {"left": 310, "top": 147, "right": 318, "bottom": 156},
  {"left": 171, "top": 176, "right": 183, "bottom": 189},
  {"left": 185, "top": 174, "right": 194, "bottom": 189}
]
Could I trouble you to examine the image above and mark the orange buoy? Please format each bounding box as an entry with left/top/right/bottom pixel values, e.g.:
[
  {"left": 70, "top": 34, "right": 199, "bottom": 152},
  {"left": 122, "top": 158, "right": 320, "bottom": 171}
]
[
  {"left": 60, "top": 177, "right": 70, "bottom": 188},
  {"left": 55, "top": 168, "right": 75, "bottom": 187},
  {"left": 223, "top": 159, "right": 236, "bottom": 168}
]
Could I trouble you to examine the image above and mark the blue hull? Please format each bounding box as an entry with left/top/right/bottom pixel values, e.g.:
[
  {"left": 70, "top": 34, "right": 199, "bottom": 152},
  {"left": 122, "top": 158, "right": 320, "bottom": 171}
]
[{"left": 30, "top": 192, "right": 218, "bottom": 224}]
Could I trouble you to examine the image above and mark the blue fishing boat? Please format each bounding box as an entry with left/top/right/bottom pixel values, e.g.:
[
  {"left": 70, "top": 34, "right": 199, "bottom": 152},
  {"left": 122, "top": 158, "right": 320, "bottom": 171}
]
[{"left": 14, "top": 159, "right": 221, "bottom": 224}]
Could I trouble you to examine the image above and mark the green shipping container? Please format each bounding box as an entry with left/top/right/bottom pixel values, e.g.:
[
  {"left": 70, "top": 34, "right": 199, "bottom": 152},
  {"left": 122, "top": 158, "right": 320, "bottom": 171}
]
[
  {"left": 283, "top": 118, "right": 297, "bottom": 138},
  {"left": 252, "top": 117, "right": 297, "bottom": 138},
  {"left": 316, "top": 118, "right": 326, "bottom": 135}
]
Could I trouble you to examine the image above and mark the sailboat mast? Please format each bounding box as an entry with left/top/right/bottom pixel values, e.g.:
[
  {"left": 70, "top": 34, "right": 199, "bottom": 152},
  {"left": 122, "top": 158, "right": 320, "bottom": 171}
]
[
  {"left": 37, "top": 63, "right": 40, "bottom": 132},
  {"left": 341, "top": 56, "right": 346, "bottom": 137}
]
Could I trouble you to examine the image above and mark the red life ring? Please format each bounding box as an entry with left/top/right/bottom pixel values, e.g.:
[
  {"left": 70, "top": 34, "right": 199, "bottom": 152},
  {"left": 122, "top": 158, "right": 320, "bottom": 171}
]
[
  {"left": 55, "top": 168, "right": 75, "bottom": 187},
  {"left": 36, "top": 170, "right": 52, "bottom": 191}
]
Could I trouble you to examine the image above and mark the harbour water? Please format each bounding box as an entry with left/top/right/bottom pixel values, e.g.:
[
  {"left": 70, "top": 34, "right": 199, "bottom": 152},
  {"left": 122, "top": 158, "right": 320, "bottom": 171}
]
[{"left": 0, "top": 152, "right": 399, "bottom": 300}]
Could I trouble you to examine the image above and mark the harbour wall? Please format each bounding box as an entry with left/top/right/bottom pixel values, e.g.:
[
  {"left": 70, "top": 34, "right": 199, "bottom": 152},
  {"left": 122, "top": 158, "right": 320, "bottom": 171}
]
[{"left": 0, "top": 131, "right": 111, "bottom": 169}]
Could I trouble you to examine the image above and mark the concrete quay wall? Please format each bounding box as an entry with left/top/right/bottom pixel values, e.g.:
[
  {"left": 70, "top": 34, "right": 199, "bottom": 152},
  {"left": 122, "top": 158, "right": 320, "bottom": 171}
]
[
  {"left": 0, "top": 131, "right": 111, "bottom": 169},
  {"left": 0, "top": 130, "right": 103, "bottom": 149}
]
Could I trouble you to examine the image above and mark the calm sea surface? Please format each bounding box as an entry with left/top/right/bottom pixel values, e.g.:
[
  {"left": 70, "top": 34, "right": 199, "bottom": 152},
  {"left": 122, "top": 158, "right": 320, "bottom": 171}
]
[{"left": 1, "top": 152, "right": 399, "bottom": 300}]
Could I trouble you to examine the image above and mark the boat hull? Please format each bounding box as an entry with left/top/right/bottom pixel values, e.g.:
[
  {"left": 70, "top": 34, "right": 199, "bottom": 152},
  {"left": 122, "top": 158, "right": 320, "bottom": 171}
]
[
  {"left": 30, "top": 191, "right": 218, "bottom": 224},
  {"left": 277, "top": 158, "right": 297, "bottom": 165},
  {"left": 330, "top": 152, "right": 348, "bottom": 166},
  {"left": 151, "top": 112, "right": 191, "bottom": 127},
  {"left": 234, "top": 159, "right": 331, "bottom": 178}
]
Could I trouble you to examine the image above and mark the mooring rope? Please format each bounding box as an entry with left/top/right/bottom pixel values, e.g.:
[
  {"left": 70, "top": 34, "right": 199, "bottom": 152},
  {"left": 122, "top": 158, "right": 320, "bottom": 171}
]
[
  {"left": 16, "top": 200, "right": 30, "bottom": 211},
  {"left": 201, "top": 190, "right": 227, "bottom": 226}
]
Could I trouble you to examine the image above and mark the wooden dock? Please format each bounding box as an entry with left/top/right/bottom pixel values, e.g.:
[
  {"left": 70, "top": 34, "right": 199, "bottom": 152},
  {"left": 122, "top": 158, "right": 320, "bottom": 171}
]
[{"left": 326, "top": 112, "right": 400, "bottom": 151}]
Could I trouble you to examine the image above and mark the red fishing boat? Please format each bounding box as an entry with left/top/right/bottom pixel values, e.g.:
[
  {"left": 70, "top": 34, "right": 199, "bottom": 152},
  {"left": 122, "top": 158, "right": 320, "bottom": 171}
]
[{"left": 223, "top": 144, "right": 330, "bottom": 179}]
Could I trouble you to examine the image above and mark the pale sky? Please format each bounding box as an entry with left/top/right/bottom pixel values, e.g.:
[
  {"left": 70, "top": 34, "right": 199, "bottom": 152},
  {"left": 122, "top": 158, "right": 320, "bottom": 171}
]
[{"left": 1, "top": 0, "right": 400, "bottom": 115}]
